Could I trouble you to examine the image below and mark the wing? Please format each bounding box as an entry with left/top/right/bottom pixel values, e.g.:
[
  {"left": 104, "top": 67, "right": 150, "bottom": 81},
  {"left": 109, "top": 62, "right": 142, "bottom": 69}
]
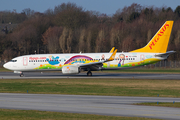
[{"left": 78, "top": 49, "right": 117, "bottom": 71}]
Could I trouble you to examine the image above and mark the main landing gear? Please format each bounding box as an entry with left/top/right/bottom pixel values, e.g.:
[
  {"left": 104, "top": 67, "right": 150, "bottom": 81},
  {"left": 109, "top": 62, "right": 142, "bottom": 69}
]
[
  {"left": 87, "top": 71, "right": 92, "bottom": 76},
  {"left": 20, "top": 72, "right": 24, "bottom": 77}
]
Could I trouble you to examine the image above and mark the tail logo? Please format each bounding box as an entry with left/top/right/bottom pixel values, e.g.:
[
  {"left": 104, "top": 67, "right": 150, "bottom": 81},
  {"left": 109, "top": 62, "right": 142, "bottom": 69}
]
[{"left": 149, "top": 23, "right": 170, "bottom": 50}]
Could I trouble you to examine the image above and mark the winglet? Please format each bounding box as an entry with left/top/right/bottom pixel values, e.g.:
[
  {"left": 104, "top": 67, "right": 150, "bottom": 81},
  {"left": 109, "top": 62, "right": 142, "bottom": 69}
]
[
  {"left": 107, "top": 49, "right": 117, "bottom": 61},
  {"left": 109, "top": 47, "right": 115, "bottom": 53}
]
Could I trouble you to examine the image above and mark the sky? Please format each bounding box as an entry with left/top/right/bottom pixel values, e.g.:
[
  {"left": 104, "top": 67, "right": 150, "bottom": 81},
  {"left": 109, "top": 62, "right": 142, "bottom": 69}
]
[{"left": 0, "top": 0, "right": 179, "bottom": 15}]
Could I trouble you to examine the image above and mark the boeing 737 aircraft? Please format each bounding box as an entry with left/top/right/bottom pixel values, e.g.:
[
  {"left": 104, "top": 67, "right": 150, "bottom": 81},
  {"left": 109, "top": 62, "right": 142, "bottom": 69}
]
[{"left": 3, "top": 21, "right": 175, "bottom": 76}]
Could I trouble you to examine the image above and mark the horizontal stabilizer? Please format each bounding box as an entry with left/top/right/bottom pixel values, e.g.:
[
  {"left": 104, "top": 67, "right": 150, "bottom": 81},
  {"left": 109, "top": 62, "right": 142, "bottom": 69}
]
[{"left": 155, "top": 51, "right": 176, "bottom": 57}]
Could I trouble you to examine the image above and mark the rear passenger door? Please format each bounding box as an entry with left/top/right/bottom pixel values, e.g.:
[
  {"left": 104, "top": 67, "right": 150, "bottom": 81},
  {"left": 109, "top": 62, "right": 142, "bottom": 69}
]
[{"left": 23, "top": 57, "right": 28, "bottom": 66}]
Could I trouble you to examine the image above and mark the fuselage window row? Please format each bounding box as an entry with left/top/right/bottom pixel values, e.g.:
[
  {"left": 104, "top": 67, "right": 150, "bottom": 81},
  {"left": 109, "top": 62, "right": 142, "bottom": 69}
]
[
  {"left": 28, "top": 58, "right": 136, "bottom": 63},
  {"left": 125, "top": 58, "right": 135, "bottom": 60},
  {"left": 29, "top": 60, "right": 66, "bottom": 62}
]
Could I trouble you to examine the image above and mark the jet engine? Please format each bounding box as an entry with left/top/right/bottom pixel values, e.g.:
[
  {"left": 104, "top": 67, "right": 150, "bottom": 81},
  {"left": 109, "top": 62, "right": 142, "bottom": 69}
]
[{"left": 62, "top": 66, "right": 80, "bottom": 74}]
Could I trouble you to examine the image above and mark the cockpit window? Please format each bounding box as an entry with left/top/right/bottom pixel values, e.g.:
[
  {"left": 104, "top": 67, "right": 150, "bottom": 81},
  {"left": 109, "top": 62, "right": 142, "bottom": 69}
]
[{"left": 10, "top": 60, "right": 17, "bottom": 62}]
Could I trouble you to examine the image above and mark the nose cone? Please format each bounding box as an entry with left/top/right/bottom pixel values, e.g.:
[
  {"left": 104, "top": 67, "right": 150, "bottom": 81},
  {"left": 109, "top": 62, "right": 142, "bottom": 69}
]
[{"left": 3, "top": 62, "right": 10, "bottom": 70}]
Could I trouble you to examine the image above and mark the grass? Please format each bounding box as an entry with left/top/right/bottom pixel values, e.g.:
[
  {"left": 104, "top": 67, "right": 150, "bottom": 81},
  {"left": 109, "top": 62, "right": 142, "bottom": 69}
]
[
  {"left": 0, "top": 78, "right": 178, "bottom": 119},
  {"left": 0, "top": 109, "right": 160, "bottom": 120},
  {"left": 0, "top": 78, "right": 180, "bottom": 97},
  {"left": 135, "top": 102, "right": 180, "bottom": 108}
]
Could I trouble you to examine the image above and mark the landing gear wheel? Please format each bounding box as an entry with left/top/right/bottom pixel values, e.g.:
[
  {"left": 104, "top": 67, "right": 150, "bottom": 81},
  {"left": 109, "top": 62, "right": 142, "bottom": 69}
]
[
  {"left": 20, "top": 73, "right": 24, "bottom": 77},
  {"left": 87, "top": 71, "right": 92, "bottom": 76}
]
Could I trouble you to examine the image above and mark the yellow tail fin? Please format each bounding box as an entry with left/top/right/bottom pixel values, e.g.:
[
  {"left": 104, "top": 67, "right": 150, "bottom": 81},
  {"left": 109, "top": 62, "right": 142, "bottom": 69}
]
[{"left": 130, "top": 21, "right": 174, "bottom": 53}]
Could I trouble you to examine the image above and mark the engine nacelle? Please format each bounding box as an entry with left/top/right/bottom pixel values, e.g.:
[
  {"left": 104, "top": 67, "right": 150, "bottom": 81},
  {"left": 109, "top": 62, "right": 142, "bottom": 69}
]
[{"left": 62, "top": 66, "right": 80, "bottom": 74}]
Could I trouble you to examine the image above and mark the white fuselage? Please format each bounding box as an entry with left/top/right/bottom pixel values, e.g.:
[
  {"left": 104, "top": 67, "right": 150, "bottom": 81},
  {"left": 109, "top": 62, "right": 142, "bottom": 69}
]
[{"left": 3, "top": 52, "right": 164, "bottom": 73}]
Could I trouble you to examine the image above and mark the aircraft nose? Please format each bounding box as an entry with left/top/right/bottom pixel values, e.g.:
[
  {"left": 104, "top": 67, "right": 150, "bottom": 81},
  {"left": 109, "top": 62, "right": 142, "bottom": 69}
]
[{"left": 3, "top": 62, "right": 10, "bottom": 70}]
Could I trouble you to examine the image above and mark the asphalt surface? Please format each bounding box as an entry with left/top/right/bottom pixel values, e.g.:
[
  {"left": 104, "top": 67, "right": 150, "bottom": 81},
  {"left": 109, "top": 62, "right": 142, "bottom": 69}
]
[
  {"left": 0, "top": 71, "right": 180, "bottom": 79},
  {"left": 0, "top": 93, "right": 180, "bottom": 120}
]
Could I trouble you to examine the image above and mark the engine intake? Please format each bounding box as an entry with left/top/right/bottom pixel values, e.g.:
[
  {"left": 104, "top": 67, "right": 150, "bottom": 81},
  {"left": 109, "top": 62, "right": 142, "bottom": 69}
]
[{"left": 62, "top": 66, "right": 80, "bottom": 74}]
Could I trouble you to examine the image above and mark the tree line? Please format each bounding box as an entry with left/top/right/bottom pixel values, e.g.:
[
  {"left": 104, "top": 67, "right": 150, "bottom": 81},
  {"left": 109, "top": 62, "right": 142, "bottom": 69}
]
[{"left": 0, "top": 3, "right": 180, "bottom": 61}]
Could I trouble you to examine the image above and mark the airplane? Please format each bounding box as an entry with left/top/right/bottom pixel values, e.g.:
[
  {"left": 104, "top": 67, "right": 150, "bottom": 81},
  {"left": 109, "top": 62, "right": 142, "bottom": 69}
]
[{"left": 3, "top": 21, "right": 175, "bottom": 77}]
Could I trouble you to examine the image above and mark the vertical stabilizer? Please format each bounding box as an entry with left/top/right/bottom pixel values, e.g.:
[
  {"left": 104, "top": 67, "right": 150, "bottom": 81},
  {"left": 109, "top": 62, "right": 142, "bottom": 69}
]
[{"left": 130, "top": 21, "right": 174, "bottom": 53}]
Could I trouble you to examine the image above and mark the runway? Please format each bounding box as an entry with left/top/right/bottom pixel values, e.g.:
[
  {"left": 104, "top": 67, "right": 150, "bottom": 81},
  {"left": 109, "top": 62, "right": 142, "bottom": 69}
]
[
  {"left": 0, "top": 93, "right": 180, "bottom": 120},
  {"left": 0, "top": 71, "right": 180, "bottom": 79}
]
